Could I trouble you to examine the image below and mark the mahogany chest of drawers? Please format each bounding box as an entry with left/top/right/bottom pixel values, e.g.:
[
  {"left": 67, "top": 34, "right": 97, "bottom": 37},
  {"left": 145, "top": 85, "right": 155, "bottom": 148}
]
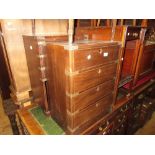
[{"left": 46, "top": 40, "right": 121, "bottom": 134}]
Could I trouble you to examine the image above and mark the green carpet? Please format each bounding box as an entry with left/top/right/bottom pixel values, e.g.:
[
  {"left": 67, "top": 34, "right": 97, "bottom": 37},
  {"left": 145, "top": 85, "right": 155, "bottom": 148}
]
[{"left": 29, "top": 106, "right": 64, "bottom": 135}]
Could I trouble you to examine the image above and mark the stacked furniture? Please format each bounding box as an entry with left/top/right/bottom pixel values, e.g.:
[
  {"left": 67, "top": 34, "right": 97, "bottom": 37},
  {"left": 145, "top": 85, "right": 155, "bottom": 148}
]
[
  {"left": 21, "top": 21, "right": 155, "bottom": 135},
  {"left": 23, "top": 35, "right": 68, "bottom": 115},
  {"left": 46, "top": 40, "right": 121, "bottom": 134}
]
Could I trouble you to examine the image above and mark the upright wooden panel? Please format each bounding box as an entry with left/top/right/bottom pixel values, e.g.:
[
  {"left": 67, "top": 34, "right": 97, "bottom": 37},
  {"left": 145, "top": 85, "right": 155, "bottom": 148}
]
[
  {"left": 34, "top": 19, "right": 68, "bottom": 35},
  {"left": 0, "top": 19, "right": 32, "bottom": 93},
  {"left": 0, "top": 39, "right": 11, "bottom": 100},
  {"left": 0, "top": 19, "right": 68, "bottom": 105}
]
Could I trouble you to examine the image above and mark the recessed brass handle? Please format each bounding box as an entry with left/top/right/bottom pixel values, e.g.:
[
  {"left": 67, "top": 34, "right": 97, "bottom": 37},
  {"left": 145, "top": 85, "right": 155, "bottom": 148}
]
[
  {"left": 87, "top": 54, "right": 91, "bottom": 60},
  {"left": 103, "top": 52, "right": 108, "bottom": 57},
  {"left": 149, "top": 102, "right": 152, "bottom": 105},
  {"left": 99, "top": 127, "right": 103, "bottom": 131}
]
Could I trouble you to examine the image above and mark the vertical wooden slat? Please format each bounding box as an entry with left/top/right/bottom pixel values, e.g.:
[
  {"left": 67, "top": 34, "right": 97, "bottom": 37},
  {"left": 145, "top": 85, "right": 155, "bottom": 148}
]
[
  {"left": 141, "top": 19, "right": 148, "bottom": 27},
  {"left": 68, "top": 19, "right": 74, "bottom": 44},
  {"left": 120, "top": 19, "right": 124, "bottom": 25},
  {"left": 97, "top": 19, "right": 101, "bottom": 27},
  {"left": 106, "top": 19, "right": 111, "bottom": 26}
]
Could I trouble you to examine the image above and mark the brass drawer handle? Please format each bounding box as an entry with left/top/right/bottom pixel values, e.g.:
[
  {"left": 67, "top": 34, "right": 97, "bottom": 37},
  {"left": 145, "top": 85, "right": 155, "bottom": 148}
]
[
  {"left": 38, "top": 67, "right": 46, "bottom": 71},
  {"left": 103, "top": 52, "right": 108, "bottom": 57},
  {"left": 37, "top": 54, "right": 46, "bottom": 58},
  {"left": 133, "top": 33, "right": 138, "bottom": 37},
  {"left": 149, "top": 102, "right": 152, "bottom": 105},
  {"left": 87, "top": 54, "right": 91, "bottom": 60},
  {"left": 99, "top": 127, "right": 103, "bottom": 131}
]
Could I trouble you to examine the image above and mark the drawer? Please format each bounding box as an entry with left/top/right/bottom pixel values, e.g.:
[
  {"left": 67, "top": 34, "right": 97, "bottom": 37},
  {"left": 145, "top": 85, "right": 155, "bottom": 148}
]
[
  {"left": 68, "top": 62, "right": 117, "bottom": 93},
  {"left": 67, "top": 93, "right": 113, "bottom": 131},
  {"left": 67, "top": 80, "right": 114, "bottom": 112},
  {"left": 73, "top": 45, "right": 118, "bottom": 71},
  {"left": 126, "top": 27, "right": 141, "bottom": 41},
  {"left": 97, "top": 123, "right": 113, "bottom": 135}
]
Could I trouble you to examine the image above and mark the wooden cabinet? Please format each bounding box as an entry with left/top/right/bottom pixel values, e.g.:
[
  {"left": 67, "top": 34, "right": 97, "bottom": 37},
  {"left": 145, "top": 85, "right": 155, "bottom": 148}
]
[
  {"left": 75, "top": 26, "right": 145, "bottom": 96},
  {"left": 46, "top": 40, "right": 121, "bottom": 134},
  {"left": 0, "top": 19, "right": 68, "bottom": 106},
  {"left": 23, "top": 35, "right": 68, "bottom": 114}
]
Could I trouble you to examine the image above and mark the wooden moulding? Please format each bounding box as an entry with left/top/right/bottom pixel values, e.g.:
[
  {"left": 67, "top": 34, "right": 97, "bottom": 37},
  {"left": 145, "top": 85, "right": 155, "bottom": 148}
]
[{"left": 17, "top": 104, "right": 45, "bottom": 135}]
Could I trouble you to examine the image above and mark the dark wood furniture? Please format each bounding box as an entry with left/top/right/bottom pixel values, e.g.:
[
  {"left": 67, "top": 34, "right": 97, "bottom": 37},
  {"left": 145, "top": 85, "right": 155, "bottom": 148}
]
[
  {"left": 82, "top": 80, "right": 155, "bottom": 135},
  {"left": 16, "top": 80, "right": 155, "bottom": 135},
  {"left": 17, "top": 104, "right": 45, "bottom": 135},
  {"left": 0, "top": 20, "right": 68, "bottom": 106},
  {"left": 21, "top": 20, "right": 155, "bottom": 135},
  {"left": 46, "top": 40, "right": 121, "bottom": 134},
  {"left": 0, "top": 33, "right": 11, "bottom": 100},
  {"left": 23, "top": 35, "right": 68, "bottom": 115},
  {"left": 75, "top": 26, "right": 147, "bottom": 97}
]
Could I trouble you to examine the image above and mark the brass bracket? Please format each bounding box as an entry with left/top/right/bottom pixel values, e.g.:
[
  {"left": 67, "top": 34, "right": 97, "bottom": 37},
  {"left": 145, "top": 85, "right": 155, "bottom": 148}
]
[
  {"left": 65, "top": 70, "right": 79, "bottom": 76},
  {"left": 64, "top": 44, "right": 78, "bottom": 51},
  {"left": 66, "top": 91, "right": 79, "bottom": 98},
  {"left": 37, "top": 54, "right": 47, "bottom": 58},
  {"left": 115, "top": 59, "right": 119, "bottom": 64},
  {"left": 40, "top": 78, "right": 48, "bottom": 82}
]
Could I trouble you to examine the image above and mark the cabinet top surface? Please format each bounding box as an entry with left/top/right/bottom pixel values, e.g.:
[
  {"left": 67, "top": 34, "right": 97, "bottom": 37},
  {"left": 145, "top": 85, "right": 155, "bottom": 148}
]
[{"left": 46, "top": 40, "right": 121, "bottom": 50}]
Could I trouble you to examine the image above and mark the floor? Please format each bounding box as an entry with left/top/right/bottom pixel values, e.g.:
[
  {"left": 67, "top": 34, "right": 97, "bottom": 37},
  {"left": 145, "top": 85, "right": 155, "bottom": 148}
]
[
  {"left": 135, "top": 112, "right": 155, "bottom": 135},
  {"left": 0, "top": 95, "right": 13, "bottom": 135},
  {"left": 0, "top": 94, "right": 155, "bottom": 135}
]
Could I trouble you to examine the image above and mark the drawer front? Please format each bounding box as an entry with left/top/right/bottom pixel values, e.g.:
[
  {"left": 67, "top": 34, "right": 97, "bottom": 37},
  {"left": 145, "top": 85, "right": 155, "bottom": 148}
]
[
  {"left": 67, "top": 80, "right": 114, "bottom": 112},
  {"left": 67, "top": 93, "right": 113, "bottom": 130},
  {"left": 73, "top": 46, "right": 118, "bottom": 71},
  {"left": 69, "top": 62, "right": 117, "bottom": 93},
  {"left": 97, "top": 123, "right": 113, "bottom": 135}
]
